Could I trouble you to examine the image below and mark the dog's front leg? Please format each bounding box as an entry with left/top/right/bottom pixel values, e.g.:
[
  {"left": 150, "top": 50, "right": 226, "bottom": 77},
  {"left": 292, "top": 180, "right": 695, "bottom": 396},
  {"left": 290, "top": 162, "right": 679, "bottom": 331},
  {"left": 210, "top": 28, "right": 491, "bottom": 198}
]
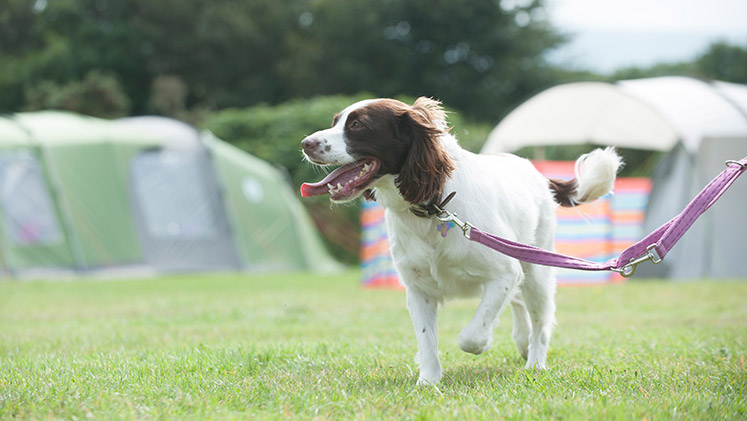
[
  {"left": 458, "top": 275, "right": 520, "bottom": 355},
  {"left": 406, "top": 288, "right": 441, "bottom": 385}
]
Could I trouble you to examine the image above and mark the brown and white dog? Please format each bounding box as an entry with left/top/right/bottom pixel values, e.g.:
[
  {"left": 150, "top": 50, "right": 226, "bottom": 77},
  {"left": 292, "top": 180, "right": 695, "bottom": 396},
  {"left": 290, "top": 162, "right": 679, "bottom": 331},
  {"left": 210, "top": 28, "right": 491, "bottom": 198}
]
[{"left": 301, "top": 97, "right": 621, "bottom": 384}]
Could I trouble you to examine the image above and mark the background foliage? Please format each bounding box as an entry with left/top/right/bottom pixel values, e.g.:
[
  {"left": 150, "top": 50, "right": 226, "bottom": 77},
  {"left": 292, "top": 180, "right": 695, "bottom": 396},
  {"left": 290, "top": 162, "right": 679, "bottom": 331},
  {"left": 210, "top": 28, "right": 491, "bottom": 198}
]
[
  {"left": 6, "top": 0, "right": 745, "bottom": 121},
  {"left": 202, "top": 95, "right": 492, "bottom": 263},
  {"left": 1, "top": 0, "right": 565, "bottom": 121},
  {"left": 2, "top": 0, "right": 746, "bottom": 263}
]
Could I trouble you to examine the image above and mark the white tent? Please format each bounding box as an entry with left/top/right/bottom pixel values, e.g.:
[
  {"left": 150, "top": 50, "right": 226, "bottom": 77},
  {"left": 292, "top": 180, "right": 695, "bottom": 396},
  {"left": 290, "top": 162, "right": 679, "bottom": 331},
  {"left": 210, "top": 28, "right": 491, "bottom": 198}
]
[{"left": 482, "top": 76, "right": 747, "bottom": 279}]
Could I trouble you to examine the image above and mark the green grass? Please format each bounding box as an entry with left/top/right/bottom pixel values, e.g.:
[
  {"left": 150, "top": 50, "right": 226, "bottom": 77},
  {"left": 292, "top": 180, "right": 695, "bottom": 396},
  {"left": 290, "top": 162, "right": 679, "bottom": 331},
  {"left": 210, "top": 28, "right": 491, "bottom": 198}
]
[{"left": 1, "top": 272, "right": 745, "bottom": 419}]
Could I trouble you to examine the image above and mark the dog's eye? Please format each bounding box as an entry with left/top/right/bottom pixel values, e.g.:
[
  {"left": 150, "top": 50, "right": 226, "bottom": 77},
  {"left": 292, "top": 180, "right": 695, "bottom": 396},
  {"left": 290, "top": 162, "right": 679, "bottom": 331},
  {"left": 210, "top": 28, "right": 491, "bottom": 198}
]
[{"left": 350, "top": 120, "right": 364, "bottom": 129}]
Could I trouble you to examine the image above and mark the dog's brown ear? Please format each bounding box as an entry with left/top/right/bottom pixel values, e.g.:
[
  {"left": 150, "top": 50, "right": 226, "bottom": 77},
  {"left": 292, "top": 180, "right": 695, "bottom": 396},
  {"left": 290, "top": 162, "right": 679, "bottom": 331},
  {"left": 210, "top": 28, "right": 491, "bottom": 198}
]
[{"left": 395, "top": 97, "right": 455, "bottom": 204}]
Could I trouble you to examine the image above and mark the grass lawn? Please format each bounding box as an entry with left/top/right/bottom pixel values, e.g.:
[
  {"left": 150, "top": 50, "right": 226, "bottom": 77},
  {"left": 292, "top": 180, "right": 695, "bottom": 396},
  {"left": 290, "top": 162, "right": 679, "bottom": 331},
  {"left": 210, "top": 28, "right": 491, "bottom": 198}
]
[{"left": 1, "top": 271, "right": 745, "bottom": 419}]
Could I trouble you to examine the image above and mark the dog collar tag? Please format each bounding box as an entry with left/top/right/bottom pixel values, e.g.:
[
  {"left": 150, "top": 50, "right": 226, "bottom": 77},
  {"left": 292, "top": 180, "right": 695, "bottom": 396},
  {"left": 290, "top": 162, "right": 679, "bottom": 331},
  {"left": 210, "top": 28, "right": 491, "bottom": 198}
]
[{"left": 436, "top": 221, "right": 455, "bottom": 238}]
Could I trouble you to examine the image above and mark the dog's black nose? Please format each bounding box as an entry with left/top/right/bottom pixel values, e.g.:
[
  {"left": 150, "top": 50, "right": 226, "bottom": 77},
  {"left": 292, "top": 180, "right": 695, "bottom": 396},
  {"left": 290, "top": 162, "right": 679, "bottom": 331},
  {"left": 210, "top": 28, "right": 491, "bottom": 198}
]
[{"left": 301, "top": 137, "right": 321, "bottom": 152}]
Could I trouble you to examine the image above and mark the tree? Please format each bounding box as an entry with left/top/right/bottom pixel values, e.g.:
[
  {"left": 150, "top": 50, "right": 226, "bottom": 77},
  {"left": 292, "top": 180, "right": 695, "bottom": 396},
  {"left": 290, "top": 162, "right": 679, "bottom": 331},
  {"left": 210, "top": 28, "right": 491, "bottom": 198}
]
[
  {"left": 0, "top": 0, "right": 566, "bottom": 122},
  {"left": 24, "top": 70, "right": 131, "bottom": 118},
  {"left": 0, "top": 0, "right": 46, "bottom": 110},
  {"left": 288, "top": 0, "right": 565, "bottom": 121},
  {"left": 609, "top": 41, "right": 747, "bottom": 85},
  {"left": 694, "top": 41, "right": 747, "bottom": 84},
  {"left": 148, "top": 75, "right": 188, "bottom": 118}
]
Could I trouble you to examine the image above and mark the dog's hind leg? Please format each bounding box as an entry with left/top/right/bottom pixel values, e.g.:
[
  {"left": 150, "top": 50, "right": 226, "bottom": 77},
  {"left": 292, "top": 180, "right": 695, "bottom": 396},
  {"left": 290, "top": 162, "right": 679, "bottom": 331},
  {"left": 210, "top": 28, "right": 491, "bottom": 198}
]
[
  {"left": 510, "top": 291, "right": 531, "bottom": 361},
  {"left": 520, "top": 262, "right": 557, "bottom": 369},
  {"left": 406, "top": 287, "right": 442, "bottom": 385},
  {"left": 458, "top": 270, "right": 522, "bottom": 355}
]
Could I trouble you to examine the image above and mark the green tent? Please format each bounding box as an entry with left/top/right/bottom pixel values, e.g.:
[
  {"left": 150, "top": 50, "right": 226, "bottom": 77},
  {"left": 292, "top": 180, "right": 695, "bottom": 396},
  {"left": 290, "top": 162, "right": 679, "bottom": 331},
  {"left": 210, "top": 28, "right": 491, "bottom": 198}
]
[
  {"left": 0, "top": 111, "right": 337, "bottom": 277},
  {"left": 203, "top": 132, "right": 337, "bottom": 272}
]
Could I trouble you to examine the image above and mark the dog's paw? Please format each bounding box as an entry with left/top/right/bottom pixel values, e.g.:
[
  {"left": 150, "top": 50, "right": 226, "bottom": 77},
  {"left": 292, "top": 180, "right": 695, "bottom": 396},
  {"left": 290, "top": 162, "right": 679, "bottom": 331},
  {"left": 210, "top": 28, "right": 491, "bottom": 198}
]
[
  {"left": 457, "top": 329, "right": 492, "bottom": 355},
  {"left": 525, "top": 342, "right": 549, "bottom": 369},
  {"left": 414, "top": 352, "right": 442, "bottom": 385},
  {"left": 524, "top": 358, "right": 547, "bottom": 370},
  {"left": 416, "top": 364, "right": 442, "bottom": 386},
  {"left": 416, "top": 373, "right": 442, "bottom": 386}
]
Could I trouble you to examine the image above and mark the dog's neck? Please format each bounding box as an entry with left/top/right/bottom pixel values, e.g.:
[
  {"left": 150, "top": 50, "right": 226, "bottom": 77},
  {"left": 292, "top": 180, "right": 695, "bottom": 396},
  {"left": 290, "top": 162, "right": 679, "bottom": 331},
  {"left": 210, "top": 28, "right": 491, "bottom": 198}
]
[
  {"left": 372, "top": 133, "right": 462, "bottom": 215},
  {"left": 370, "top": 175, "right": 411, "bottom": 213}
]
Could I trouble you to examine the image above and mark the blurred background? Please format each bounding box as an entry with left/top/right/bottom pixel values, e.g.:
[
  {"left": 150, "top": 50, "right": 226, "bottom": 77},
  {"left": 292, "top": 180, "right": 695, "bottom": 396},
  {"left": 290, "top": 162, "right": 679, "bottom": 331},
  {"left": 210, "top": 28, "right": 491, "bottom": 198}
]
[{"left": 1, "top": 0, "right": 745, "bottom": 276}]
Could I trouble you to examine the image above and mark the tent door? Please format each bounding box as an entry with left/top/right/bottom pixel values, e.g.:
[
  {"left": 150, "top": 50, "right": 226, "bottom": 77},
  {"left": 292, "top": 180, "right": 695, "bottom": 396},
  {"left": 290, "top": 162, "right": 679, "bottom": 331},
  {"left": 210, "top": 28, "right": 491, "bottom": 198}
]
[
  {"left": 129, "top": 149, "right": 241, "bottom": 272},
  {"left": 0, "top": 149, "right": 77, "bottom": 275}
]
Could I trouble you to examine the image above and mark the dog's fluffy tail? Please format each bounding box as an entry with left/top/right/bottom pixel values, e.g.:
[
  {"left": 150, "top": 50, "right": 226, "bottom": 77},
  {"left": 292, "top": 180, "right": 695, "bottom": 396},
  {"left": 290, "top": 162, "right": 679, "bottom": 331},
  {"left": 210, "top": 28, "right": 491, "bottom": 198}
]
[{"left": 549, "top": 147, "right": 623, "bottom": 207}]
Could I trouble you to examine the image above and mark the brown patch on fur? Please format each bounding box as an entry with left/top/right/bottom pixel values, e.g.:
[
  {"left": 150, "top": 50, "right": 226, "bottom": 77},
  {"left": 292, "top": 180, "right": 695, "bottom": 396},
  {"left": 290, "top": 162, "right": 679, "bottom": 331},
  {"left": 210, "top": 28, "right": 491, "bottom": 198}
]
[
  {"left": 548, "top": 178, "right": 578, "bottom": 207},
  {"left": 342, "top": 97, "right": 455, "bottom": 205},
  {"left": 395, "top": 98, "right": 456, "bottom": 204}
]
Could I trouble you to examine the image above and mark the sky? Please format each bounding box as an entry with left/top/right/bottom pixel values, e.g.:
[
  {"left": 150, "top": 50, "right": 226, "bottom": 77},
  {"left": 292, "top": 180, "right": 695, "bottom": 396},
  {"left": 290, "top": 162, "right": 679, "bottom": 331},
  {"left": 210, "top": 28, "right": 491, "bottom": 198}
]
[{"left": 544, "top": 0, "right": 747, "bottom": 73}]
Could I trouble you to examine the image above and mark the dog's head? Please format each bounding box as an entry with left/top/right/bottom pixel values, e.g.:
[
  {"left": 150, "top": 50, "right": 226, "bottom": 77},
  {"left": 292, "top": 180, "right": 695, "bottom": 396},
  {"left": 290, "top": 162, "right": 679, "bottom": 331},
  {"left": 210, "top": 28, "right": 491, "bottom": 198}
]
[{"left": 300, "top": 97, "right": 455, "bottom": 204}]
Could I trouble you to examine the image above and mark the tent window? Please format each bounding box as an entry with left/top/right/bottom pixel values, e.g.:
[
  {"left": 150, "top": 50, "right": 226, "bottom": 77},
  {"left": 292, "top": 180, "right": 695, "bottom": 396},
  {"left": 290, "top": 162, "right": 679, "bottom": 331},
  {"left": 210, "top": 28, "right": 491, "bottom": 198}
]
[
  {"left": 0, "top": 151, "right": 63, "bottom": 245},
  {"left": 131, "top": 151, "right": 219, "bottom": 239}
]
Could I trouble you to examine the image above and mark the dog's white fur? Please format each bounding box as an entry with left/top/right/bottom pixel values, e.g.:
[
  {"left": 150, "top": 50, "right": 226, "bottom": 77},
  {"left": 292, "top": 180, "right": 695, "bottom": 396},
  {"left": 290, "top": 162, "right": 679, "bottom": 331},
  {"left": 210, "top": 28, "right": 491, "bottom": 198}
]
[{"left": 304, "top": 99, "right": 622, "bottom": 385}]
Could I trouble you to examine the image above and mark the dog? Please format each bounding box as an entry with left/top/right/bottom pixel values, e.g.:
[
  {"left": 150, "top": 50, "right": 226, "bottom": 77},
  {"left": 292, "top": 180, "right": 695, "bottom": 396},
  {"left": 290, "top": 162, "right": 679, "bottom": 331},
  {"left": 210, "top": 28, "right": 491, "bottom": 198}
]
[{"left": 300, "top": 97, "right": 621, "bottom": 385}]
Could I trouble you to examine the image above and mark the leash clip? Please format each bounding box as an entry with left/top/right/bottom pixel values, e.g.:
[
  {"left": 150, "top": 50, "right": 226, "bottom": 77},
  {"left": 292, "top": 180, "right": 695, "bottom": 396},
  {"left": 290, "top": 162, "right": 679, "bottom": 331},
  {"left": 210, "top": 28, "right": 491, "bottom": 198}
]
[
  {"left": 435, "top": 208, "right": 474, "bottom": 239},
  {"left": 725, "top": 159, "right": 745, "bottom": 170},
  {"left": 613, "top": 243, "right": 663, "bottom": 278}
]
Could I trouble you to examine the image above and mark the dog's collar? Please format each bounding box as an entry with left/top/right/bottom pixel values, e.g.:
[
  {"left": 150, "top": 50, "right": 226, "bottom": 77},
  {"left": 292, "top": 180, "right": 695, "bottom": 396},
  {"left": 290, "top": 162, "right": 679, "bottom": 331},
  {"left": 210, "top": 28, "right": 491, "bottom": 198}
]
[{"left": 410, "top": 191, "right": 457, "bottom": 218}]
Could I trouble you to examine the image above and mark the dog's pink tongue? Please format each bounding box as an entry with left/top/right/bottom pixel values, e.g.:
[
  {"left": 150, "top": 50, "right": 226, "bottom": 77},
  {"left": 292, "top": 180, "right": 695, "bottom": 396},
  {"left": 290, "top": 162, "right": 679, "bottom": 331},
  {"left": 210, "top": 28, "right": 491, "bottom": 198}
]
[
  {"left": 300, "top": 181, "right": 326, "bottom": 197},
  {"left": 300, "top": 165, "right": 348, "bottom": 197}
]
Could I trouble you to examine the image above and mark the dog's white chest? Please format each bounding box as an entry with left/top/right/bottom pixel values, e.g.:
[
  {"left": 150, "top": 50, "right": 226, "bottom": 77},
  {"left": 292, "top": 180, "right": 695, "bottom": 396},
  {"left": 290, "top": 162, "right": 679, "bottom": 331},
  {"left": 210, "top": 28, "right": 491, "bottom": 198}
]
[{"left": 387, "top": 214, "right": 489, "bottom": 298}]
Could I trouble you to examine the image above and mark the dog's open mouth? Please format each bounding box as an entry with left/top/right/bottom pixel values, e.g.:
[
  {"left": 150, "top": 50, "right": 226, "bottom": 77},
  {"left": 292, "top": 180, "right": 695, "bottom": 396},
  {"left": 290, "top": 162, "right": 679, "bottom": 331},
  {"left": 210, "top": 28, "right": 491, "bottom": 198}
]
[{"left": 301, "top": 158, "right": 381, "bottom": 202}]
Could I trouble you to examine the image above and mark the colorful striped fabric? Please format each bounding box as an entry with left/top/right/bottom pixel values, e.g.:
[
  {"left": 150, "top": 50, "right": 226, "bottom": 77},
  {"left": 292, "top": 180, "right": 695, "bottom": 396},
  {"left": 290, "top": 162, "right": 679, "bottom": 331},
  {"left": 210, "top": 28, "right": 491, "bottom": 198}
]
[
  {"left": 609, "top": 177, "right": 653, "bottom": 282},
  {"left": 359, "top": 161, "right": 652, "bottom": 287},
  {"left": 360, "top": 200, "right": 401, "bottom": 288},
  {"left": 533, "top": 161, "right": 653, "bottom": 285},
  {"left": 535, "top": 161, "right": 610, "bottom": 284}
]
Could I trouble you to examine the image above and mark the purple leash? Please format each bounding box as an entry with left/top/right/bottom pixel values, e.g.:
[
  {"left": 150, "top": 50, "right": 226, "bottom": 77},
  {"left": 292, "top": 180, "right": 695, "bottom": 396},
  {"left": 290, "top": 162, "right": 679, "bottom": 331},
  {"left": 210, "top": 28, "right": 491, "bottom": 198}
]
[{"left": 436, "top": 157, "right": 747, "bottom": 278}]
